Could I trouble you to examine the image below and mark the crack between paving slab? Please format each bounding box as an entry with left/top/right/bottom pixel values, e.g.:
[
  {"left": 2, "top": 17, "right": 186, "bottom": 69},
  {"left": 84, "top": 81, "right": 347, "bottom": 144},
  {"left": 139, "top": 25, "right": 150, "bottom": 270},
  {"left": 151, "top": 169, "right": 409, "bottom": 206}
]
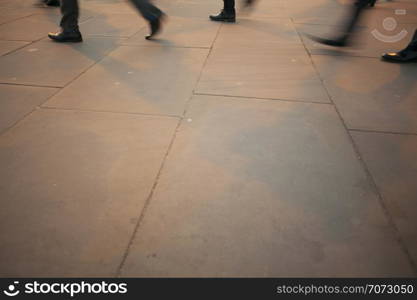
[
  {"left": 349, "top": 128, "right": 417, "bottom": 137},
  {"left": 114, "top": 116, "right": 181, "bottom": 277},
  {"left": 0, "top": 11, "right": 39, "bottom": 28},
  {"left": 194, "top": 92, "right": 333, "bottom": 104},
  {"left": 0, "top": 84, "right": 61, "bottom": 137},
  {"left": 118, "top": 43, "right": 211, "bottom": 49},
  {"left": 115, "top": 22, "right": 222, "bottom": 277},
  {"left": 294, "top": 19, "right": 417, "bottom": 275},
  {"left": 0, "top": 37, "right": 42, "bottom": 56},
  {"left": 40, "top": 106, "right": 181, "bottom": 119},
  {"left": 0, "top": 38, "right": 121, "bottom": 138},
  {"left": 0, "top": 41, "right": 32, "bottom": 56},
  {"left": 0, "top": 82, "right": 62, "bottom": 88}
]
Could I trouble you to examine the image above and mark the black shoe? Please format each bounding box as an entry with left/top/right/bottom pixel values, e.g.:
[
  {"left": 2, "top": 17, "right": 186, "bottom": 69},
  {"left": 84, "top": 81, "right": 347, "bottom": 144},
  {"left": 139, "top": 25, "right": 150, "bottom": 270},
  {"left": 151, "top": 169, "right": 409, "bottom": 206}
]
[
  {"left": 382, "top": 48, "right": 417, "bottom": 62},
  {"left": 355, "top": 0, "right": 376, "bottom": 7},
  {"left": 45, "top": 0, "right": 60, "bottom": 6},
  {"left": 145, "top": 13, "right": 165, "bottom": 40},
  {"left": 306, "top": 33, "right": 349, "bottom": 47},
  {"left": 48, "top": 30, "right": 83, "bottom": 43},
  {"left": 209, "top": 10, "right": 236, "bottom": 23}
]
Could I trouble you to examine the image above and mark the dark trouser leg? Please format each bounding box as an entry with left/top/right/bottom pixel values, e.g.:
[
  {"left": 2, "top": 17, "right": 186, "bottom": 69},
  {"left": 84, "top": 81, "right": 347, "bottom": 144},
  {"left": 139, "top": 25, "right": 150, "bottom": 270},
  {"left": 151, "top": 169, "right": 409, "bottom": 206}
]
[
  {"left": 341, "top": 0, "right": 368, "bottom": 38},
  {"left": 129, "top": 0, "right": 162, "bottom": 21},
  {"left": 223, "top": 0, "right": 235, "bottom": 14},
  {"left": 60, "top": 0, "right": 79, "bottom": 32}
]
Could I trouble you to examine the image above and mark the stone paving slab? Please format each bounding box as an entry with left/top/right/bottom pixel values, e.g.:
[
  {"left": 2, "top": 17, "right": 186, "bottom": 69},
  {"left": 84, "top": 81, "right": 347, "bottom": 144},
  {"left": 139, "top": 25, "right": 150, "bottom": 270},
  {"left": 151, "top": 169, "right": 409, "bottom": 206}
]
[
  {"left": 352, "top": 131, "right": 417, "bottom": 265},
  {"left": 213, "top": 18, "right": 302, "bottom": 48},
  {"left": 121, "top": 16, "right": 220, "bottom": 48},
  {"left": 80, "top": 0, "right": 145, "bottom": 15},
  {"left": 0, "top": 13, "right": 91, "bottom": 42},
  {"left": 196, "top": 45, "right": 329, "bottom": 102},
  {"left": 80, "top": 13, "right": 146, "bottom": 38},
  {"left": 0, "top": 40, "right": 29, "bottom": 56},
  {"left": 0, "top": 109, "right": 178, "bottom": 277},
  {"left": 0, "top": 37, "right": 121, "bottom": 87},
  {"left": 239, "top": 0, "right": 288, "bottom": 19},
  {"left": 0, "top": 14, "right": 62, "bottom": 41},
  {"left": 195, "top": 18, "right": 329, "bottom": 102},
  {"left": 0, "top": 0, "right": 416, "bottom": 278},
  {"left": 0, "top": 12, "right": 34, "bottom": 26},
  {"left": 154, "top": 0, "right": 221, "bottom": 19},
  {"left": 313, "top": 55, "right": 417, "bottom": 133},
  {"left": 44, "top": 46, "right": 209, "bottom": 116},
  {"left": 282, "top": 0, "right": 353, "bottom": 26},
  {"left": 0, "top": 1, "right": 49, "bottom": 16},
  {"left": 0, "top": 84, "right": 57, "bottom": 134},
  {"left": 120, "top": 95, "right": 413, "bottom": 277}
]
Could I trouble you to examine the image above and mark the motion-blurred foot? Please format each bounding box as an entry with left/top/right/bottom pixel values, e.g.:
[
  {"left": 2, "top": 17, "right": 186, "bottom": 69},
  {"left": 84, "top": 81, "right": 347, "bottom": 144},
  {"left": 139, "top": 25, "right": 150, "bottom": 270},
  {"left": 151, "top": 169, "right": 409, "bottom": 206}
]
[
  {"left": 306, "top": 34, "right": 349, "bottom": 47},
  {"left": 355, "top": 0, "right": 377, "bottom": 7},
  {"left": 209, "top": 10, "right": 236, "bottom": 23},
  {"left": 145, "top": 13, "right": 166, "bottom": 40},
  {"left": 243, "top": 0, "right": 257, "bottom": 8},
  {"left": 45, "top": 0, "right": 60, "bottom": 6},
  {"left": 48, "top": 30, "right": 83, "bottom": 42}
]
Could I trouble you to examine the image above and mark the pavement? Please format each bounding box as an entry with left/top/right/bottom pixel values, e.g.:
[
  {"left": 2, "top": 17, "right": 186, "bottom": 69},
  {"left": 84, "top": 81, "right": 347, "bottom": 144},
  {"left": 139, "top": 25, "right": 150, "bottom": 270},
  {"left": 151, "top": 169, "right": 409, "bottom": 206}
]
[{"left": 0, "top": 0, "right": 416, "bottom": 277}]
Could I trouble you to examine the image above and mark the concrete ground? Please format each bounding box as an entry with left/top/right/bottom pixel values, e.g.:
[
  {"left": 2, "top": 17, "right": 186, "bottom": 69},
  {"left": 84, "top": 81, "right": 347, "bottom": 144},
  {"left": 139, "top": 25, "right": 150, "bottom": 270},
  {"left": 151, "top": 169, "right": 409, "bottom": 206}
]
[{"left": 0, "top": 0, "right": 416, "bottom": 277}]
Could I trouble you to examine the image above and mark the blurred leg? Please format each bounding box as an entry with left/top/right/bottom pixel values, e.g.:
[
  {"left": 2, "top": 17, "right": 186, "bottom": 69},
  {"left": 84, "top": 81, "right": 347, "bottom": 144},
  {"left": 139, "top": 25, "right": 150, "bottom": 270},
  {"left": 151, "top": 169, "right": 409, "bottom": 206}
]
[
  {"left": 224, "top": 0, "right": 235, "bottom": 14},
  {"left": 129, "top": 0, "right": 163, "bottom": 21},
  {"left": 129, "top": 0, "right": 165, "bottom": 39},
  {"left": 306, "top": 0, "right": 370, "bottom": 47},
  {"left": 60, "top": 0, "right": 79, "bottom": 32}
]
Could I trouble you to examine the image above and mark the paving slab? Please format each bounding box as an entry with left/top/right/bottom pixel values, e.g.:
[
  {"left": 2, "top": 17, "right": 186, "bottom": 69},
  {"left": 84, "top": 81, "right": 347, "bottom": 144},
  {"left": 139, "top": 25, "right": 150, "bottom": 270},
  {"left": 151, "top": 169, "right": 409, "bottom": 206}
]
[
  {"left": 312, "top": 55, "right": 417, "bottom": 133},
  {"left": 0, "top": 40, "right": 29, "bottom": 56},
  {"left": 80, "top": 14, "right": 146, "bottom": 37},
  {"left": 80, "top": 0, "right": 143, "bottom": 15},
  {"left": 0, "top": 13, "right": 92, "bottom": 42},
  {"left": 0, "top": 12, "right": 34, "bottom": 26},
  {"left": 0, "top": 0, "right": 49, "bottom": 16},
  {"left": 122, "top": 16, "right": 220, "bottom": 48},
  {"left": 0, "top": 109, "right": 178, "bottom": 277},
  {"left": 120, "top": 95, "right": 413, "bottom": 277},
  {"left": 195, "top": 18, "right": 329, "bottom": 102},
  {"left": 196, "top": 45, "right": 329, "bottom": 102},
  {"left": 44, "top": 46, "right": 209, "bottom": 116},
  {"left": 213, "top": 17, "right": 302, "bottom": 48},
  {"left": 0, "top": 84, "right": 58, "bottom": 134},
  {"left": 282, "top": 0, "right": 353, "bottom": 26},
  {"left": 351, "top": 131, "right": 417, "bottom": 266},
  {"left": 154, "top": 0, "right": 221, "bottom": 19},
  {"left": 0, "top": 37, "right": 121, "bottom": 87},
  {"left": 0, "top": 14, "right": 60, "bottom": 41}
]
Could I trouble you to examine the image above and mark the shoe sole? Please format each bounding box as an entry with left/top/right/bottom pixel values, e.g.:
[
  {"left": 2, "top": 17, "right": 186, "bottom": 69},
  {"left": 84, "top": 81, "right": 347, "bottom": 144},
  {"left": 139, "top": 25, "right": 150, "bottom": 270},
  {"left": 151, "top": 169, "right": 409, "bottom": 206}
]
[
  {"left": 382, "top": 56, "right": 417, "bottom": 63},
  {"left": 48, "top": 37, "right": 83, "bottom": 43},
  {"left": 209, "top": 18, "right": 236, "bottom": 23}
]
